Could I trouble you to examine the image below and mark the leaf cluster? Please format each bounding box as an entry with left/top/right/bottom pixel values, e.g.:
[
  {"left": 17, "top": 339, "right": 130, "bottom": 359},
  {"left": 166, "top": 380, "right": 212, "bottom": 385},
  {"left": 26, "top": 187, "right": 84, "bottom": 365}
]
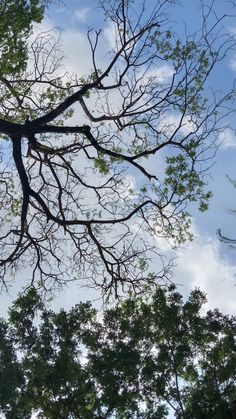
[
  {"left": 1, "top": 286, "right": 235, "bottom": 418},
  {"left": 0, "top": 1, "right": 48, "bottom": 76}
]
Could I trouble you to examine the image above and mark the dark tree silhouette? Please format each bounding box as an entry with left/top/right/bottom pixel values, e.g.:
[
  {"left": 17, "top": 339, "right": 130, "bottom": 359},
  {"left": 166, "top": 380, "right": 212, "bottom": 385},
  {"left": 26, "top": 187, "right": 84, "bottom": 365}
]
[{"left": 1, "top": 286, "right": 235, "bottom": 418}]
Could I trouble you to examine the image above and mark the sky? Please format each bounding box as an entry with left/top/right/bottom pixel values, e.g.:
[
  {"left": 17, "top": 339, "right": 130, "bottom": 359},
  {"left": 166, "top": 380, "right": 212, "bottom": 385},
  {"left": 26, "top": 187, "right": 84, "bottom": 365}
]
[
  {"left": 42, "top": 0, "right": 236, "bottom": 314},
  {"left": 1, "top": 0, "right": 236, "bottom": 317}
]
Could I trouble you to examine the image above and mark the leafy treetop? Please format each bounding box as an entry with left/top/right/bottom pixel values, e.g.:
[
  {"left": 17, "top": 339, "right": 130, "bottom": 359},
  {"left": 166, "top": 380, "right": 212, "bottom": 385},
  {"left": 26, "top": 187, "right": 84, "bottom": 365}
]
[{"left": 0, "top": 285, "right": 235, "bottom": 418}]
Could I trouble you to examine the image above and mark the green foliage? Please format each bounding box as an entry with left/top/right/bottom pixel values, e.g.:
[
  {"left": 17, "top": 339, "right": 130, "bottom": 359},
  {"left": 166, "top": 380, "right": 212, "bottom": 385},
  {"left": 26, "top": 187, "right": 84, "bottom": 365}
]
[
  {"left": 0, "top": 320, "right": 27, "bottom": 418},
  {"left": 1, "top": 286, "right": 235, "bottom": 418},
  {"left": 0, "top": 1, "right": 75, "bottom": 125},
  {"left": 94, "top": 153, "right": 110, "bottom": 174},
  {"left": 94, "top": 148, "right": 124, "bottom": 174},
  {"left": 164, "top": 152, "right": 212, "bottom": 212},
  {"left": 0, "top": 1, "right": 48, "bottom": 76},
  {"left": 0, "top": 0, "right": 233, "bottom": 297}
]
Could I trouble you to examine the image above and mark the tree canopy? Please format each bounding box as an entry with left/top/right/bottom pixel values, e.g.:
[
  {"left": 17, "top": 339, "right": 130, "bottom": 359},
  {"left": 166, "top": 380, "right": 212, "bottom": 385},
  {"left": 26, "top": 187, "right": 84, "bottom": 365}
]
[
  {"left": 0, "top": 0, "right": 235, "bottom": 297},
  {"left": 1, "top": 286, "right": 235, "bottom": 418}
]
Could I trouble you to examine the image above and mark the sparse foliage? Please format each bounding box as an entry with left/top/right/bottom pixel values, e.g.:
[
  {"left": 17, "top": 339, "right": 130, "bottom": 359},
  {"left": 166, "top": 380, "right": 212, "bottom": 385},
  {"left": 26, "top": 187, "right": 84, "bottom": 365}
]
[{"left": 0, "top": 0, "right": 235, "bottom": 296}]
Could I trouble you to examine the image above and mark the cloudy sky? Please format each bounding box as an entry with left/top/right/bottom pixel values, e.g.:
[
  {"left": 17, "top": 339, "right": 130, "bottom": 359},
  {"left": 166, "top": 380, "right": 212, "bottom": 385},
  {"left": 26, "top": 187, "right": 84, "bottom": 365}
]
[{"left": 1, "top": 0, "right": 236, "bottom": 317}]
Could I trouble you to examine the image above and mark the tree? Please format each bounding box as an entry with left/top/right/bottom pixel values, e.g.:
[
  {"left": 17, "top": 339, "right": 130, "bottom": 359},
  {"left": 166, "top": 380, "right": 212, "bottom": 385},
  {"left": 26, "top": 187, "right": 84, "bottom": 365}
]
[
  {"left": 0, "top": 0, "right": 48, "bottom": 78},
  {"left": 0, "top": 0, "right": 235, "bottom": 297},
  {"left": 1, "top": 286, "right": 235, "bottom": 418}
]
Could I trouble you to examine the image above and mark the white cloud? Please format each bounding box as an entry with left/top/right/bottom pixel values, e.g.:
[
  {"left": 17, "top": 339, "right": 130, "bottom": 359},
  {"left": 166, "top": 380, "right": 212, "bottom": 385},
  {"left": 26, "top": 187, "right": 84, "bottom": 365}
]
[
  {"left": 158, "top": 113, "right": 197, "bottom": 136},
  {"left": 218, "top": 128, "right": 236, "bottom": 149},
  {"left": 144, "top": 65, "right": 174, "bottom": 84},
  {"left": 103, "top": 22, "right": 121, "bottom": 50},
  {"left": 229, "top": 57, "right": 236, "bottom": 71},
  {"left": 0, "top": 222, "right": 235, "bottom": 318},
  {"left": 74, "top": 8, "right": 90, "bottom": 22},
  {"left": 51, "top": 224, "right": 236, "bottom": 316},
  {"left": 174, "top": 225, "right": 236, "bottom": 315},
  {"left": 62, "top": 29, "right": 94, "bottom": 76},
  {"left": 33, "top": 16, "right": 108, "bottom": 79}
]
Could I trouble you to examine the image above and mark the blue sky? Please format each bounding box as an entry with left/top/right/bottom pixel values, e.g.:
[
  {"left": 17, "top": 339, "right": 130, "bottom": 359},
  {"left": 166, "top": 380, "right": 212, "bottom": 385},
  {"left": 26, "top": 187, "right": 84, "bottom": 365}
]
[
  {"left": 46, "top": 0, "right": 236, "bottom": 313},
  {"left": 1, "top": 0, "right": 236, "bottom": 316}
]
